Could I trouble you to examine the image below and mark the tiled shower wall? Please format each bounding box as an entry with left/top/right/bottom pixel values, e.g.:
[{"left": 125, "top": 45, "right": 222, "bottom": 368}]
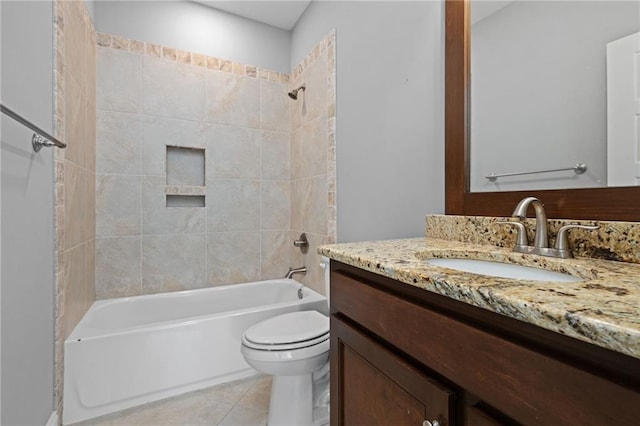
[
  {"left": 95, "top": 34, "right": 293, "bottom": 298},
  {"left": 95, "top": 31, "right": 336, "bottom": 299},
  {"left": 290, "top": 31, "right": 337, "bottom": 295},
  {"left": 53, "top": 0, "right": 97, "bottom": 418}
]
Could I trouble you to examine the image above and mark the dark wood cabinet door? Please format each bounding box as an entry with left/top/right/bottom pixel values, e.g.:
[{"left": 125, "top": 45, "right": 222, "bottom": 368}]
[
  {"left": 464, "top": 406, "right": 508, "bottom": 426},
  {"left": 331, "top": 316, "right": 455, "bottom": 426}
]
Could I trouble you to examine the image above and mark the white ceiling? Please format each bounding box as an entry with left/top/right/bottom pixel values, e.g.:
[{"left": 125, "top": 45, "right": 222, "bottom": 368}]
[{"left": 193, "top": 1, "right": 312, "bottom": 30}]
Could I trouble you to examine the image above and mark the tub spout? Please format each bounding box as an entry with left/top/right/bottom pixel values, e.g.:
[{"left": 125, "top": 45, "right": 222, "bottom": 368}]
[{"left": 285, "top": 266, "right": 306, "bottom": 279}]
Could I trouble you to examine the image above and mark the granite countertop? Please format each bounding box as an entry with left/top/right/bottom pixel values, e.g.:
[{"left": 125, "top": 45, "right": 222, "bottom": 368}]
[{"left": 319, "top": 238, "right": 640, "bottom": 360}]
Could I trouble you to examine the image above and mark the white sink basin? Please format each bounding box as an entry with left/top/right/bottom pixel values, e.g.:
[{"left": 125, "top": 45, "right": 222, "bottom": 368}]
[{"left": 426, "top": 258, "right": 582, "bottom": 282}]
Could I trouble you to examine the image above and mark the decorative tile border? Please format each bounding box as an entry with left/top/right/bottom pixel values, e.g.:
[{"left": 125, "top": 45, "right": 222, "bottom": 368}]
[
  {"left": 290, "top": 29, "right": 337, "bottom": 244},
  {"left": 54, "top": 0, "right": 97, "bottom": 420},
  {"left": 426, "top": 214, "right": 640, "bottom": 264},
  {"left": 96, "top": 32, "right": 290, "bottom": 83},
  {"left": 53, "top": 1, "right": 66, "bottom": 419}
]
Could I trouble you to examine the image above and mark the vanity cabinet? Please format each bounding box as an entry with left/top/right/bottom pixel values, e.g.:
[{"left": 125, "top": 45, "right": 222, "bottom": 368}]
[
  {"left": 330, "top": 262, "right": 640, "bottom": 425},
  {"left": 332, "top": 316, "right": 455, "bottom": 425}
]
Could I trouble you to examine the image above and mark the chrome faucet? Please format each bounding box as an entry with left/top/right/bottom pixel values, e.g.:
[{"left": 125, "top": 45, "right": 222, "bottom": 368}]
[
  {"left": 285, "top": 266, "right": 307, "bottom": 279},
  {"left": 512, "top": 196, "right": 548, "bottom": 249},
  {"left": 498, "top": 197, "right": 598, "bottom": 259}
]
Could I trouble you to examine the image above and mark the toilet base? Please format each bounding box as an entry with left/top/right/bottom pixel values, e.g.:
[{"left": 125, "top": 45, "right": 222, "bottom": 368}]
[
  {"left": 268, "top": 374, "right": 313, "bottom": 426},
  {"left": 266, "top": 369, "right": 330, "bottom": 426}
]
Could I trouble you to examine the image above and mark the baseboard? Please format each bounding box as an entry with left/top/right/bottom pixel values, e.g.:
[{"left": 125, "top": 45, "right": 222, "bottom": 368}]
[{"left": 46, "top": 410, "right": 58, "bottom": 426}]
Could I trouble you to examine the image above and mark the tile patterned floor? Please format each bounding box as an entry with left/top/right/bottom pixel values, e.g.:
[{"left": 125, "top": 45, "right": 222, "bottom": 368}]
[{"left": 72, "top": 375, "right": 271, "bottom": 426}]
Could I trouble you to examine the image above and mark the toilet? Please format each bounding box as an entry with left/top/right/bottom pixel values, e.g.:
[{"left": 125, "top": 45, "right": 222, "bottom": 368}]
[{"left": 241, "top": 257, "right": 331, "bottom": 426}]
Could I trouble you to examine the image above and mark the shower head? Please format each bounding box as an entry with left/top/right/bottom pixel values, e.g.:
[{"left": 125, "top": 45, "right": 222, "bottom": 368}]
[{"left": 288, "top": 84, "right": 306, "bottom": 100}]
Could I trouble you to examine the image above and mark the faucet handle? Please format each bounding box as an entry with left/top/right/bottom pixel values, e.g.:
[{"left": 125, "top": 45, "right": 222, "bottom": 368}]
[
  {"left": 496, "top": 221, "right": 529, "bottom": 247},
  {"left": 555, "top": 224, "right": 599, "bottom": 251}
]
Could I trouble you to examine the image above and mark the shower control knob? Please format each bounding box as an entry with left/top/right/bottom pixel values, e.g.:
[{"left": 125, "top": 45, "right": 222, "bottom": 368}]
[
  {"left": 423, "top": 421, "right": 440, "bottom": 426},
  {"left": 293, "top": 233, "right": 309, "bottom": 253}
]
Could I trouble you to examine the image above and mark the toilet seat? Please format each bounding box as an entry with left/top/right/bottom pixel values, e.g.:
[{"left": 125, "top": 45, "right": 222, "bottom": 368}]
[{"left": 243, "top": 311, "right": 329, "bottom": 351}]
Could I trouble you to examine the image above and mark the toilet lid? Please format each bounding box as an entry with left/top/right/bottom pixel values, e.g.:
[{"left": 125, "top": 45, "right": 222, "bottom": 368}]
[
  {"left": 244, "top": 311, "right": 329, "bottom": 345},
  {"left": 242, "top": 332, "right": 329, "bottom": 351}
]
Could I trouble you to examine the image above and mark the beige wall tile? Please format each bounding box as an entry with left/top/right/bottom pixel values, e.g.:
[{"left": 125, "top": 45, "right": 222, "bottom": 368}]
[
  {"left": 142, "top": 56, "right": 206, "bottom": 121},
  {"left": 97, "top": 48, "right": 142, "bottom": 113},
  {"left": 302, "top": 115, "right": 328, "bottom": 178},
  {"left": 95, "top": 237, "right": 141, "bottom": 299},
  {"left": 64, "top": 0, "right": 87, "bottom": 88},
  {"left": 303, "top": 52, "right": 328, "bottom": 122},
  {"left": 261, "top": 181, "right": 290, "bottom": 230},
  {"left": 85, "top": 239, "right": 96, "bottom": 306},
  {"left": 85, "top": 101, "right": 97, "bottom": 172},
  {"left": 96, "top": 174, "right": 141, "bottom": 237},
  {"left": 290, "top": 128, "right": 303, "bottom": 181},
  {"left": 86, "top": 26, "right": 97, "bottom": 99},
  {"left": 261, "top": 131, "right": 290, "bottom": 181},
  {"left": 261, "top": 230, "right": 291, "bottom": 280},
  {"left": 289, "top": 78, "right": 304, "bottom": 131},
  {"left": 205, "top": 71, "right": 260, "bottom": 128},
  {"left": 290, "top": 179, "right": 303, "bottom": 232},
  {"left": 96, "top": 111, "right": 141, "bottom": 175},
  {"left": 64, "top": 75, "right": 87, "bottom": 167},
  {"left": 64, "top": 162, "right": 84, "bottom": 248},
  {"left": 206, "top": 179, "right": 260, "bottom": 231},
  {"left": 142, "top": 234, "right": 206, "bottom": 293},
  {"left": 139, "top": 117, "right": 205, "bottom": 176},
  {"left": 142, "top": 176, "right": 205, "bottom": 235},
  {"left": 166, "top": 146, "right": 205, "bottom": 186},
  {"left": 91, "top": 31, "right": 336, "bottom": 300},
  {"left": 303, "top": 175, "right": 328, "bottom": 236},
  {"left": 80, "top": 167, "right": 94, "bottom": 243},
  {"left": 260, "top": 80, "right": 290, "bottom": 132},
  {"left": 63, "top": 244, "right": 87, "bottom": 339},
  {"left": 205, "top": 125, "right": 260, "bottom": 179},
  {"left": 207, "top": 231, "right": 260, "bottom": 286}
]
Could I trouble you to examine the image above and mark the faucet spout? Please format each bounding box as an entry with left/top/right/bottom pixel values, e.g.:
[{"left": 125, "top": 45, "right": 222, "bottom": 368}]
[
  {"left": 512, "top": 196, "right": 548, "bottom": 248},
  {"left": 285, "top": 266, "right": 306, "bottom": 279}
]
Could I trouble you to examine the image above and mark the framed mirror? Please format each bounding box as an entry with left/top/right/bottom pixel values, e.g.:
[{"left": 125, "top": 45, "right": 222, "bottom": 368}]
[{"left": 445, "top": 0, "right": 640, "bottom": 221}]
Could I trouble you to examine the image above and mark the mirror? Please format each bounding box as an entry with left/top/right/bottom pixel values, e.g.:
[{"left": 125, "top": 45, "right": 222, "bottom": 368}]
[
  {"left": 470, "top": 0, "right": 640, "bottom": 192},
  {"left": 470, "top": 0, "right": 639, "bottom": 193},
  {"left": 445, "top": 0, "right": 640, "bottom": 221}
]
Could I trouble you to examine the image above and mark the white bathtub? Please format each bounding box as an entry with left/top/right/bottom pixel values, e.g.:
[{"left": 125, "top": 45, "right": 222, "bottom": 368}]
[{"left": 63, "top": 279, "right": 327, "bottom": 425}]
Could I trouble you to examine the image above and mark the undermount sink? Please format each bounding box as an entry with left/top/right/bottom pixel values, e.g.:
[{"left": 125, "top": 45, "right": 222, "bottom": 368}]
[{"left": 426, "top": 258, "right": 582, "bottom": 282}]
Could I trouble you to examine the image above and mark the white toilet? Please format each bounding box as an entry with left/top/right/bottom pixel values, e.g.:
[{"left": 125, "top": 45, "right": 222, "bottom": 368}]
[{"left": 241, "top": 258, "right": 331, "bottom": 426}]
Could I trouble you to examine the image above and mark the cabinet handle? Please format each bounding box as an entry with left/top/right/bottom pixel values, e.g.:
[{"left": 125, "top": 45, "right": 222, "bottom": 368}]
[{"left": 423, "top": 421, "right": 440, "bottom": 426}]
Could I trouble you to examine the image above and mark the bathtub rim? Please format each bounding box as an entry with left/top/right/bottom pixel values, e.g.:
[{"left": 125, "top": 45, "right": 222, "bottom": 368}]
[{"left": 67, "top": 279, "right": 326, "bottom": 342}]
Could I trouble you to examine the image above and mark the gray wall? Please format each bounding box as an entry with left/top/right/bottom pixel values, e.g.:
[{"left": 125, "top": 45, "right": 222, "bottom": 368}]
[
  {"left": 291, "top": 1, "right": 445, "bottom": 242},
  {"left": 1, "top": 1, "right": 55, "bottom": 424},
  {"left": 94, "top": 1, "right": 291, "bottom": 73},
  {"left": 471, "top": 1, "right": 639, "bottom": 192}
]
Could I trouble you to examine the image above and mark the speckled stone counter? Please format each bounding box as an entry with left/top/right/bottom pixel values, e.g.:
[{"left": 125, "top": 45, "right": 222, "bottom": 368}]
[{"left": 319, "top": 238, "right": 640, "bottom": 360}]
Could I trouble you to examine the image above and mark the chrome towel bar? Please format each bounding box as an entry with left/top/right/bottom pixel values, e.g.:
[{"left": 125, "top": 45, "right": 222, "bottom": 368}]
[
  {"left": 485, "top": 163, "right": 587, "bottom": 182},
  {"left": 1, "top": 104, "right": 67, "bottom": 152}
]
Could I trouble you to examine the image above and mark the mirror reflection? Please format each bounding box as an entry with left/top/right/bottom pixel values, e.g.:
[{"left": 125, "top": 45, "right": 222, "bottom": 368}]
[{"left": 470, "top": 0, "right": 640, "bottom": 192}]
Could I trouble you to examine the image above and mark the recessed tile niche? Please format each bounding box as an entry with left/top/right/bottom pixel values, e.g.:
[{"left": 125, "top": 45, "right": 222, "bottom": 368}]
[{"left": 166, "top": 146, "right": 205, "bottom": 207}]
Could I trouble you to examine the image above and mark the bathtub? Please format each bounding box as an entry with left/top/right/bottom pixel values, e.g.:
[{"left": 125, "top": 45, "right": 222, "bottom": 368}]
[{"left": 63, "top": 279, "right": 327, "bottom": 425}]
